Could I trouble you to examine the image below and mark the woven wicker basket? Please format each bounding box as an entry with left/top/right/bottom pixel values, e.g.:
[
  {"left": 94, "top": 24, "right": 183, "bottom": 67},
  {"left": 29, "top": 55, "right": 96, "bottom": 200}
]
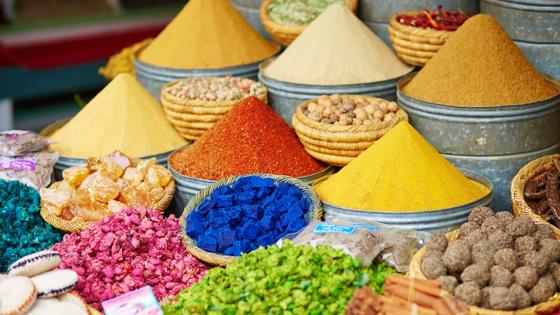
[
  {"left": 409, "top": 229, "right": 560, "bottom": 315},
  {"left": 179, "top": 174, "right": 322, "bottom": 266},
  {"left": 160, "top": 78, "right": 267, "bottom": 140},
  {"left": 388, "top": 13, "right": 453, "bottom": 67},
  {"left": 88, "top": 306, "right": 102, "bottom": 315},
  {"left": 292, "top": 95, "right": 408, "bottom": 166},
  {"left": 260, "top": 0, "right": 358, "bottom": 46},
  {"left": 41, "top": 180, "right": 176, "bottom": 233},
  {"left": 512, "top": 154, "right": 560, "bottom": 239}
]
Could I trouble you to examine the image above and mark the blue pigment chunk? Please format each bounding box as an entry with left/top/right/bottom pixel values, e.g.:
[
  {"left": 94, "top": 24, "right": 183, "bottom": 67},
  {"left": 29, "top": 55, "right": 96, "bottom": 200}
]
[{"left": 198, "top": 235, "right": 218, "bottom": 252}]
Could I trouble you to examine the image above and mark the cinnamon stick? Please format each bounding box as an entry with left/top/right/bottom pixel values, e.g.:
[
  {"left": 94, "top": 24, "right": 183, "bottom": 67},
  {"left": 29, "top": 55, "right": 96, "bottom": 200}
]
[
  {"left": 386, "top": 275, "right": 443, "bottom": 297},
  {"left": 384, "top": 283, "right": 440, "bottom": 307}
]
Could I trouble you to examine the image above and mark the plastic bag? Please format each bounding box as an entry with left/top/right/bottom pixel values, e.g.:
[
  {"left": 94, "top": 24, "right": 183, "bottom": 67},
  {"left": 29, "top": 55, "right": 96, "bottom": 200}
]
[
  {"left": 0, "top": 151, "right": 58, "bottom": 189},
  {"left": 278, "top": 222, "right": 383, "bottom": 267},
  {"left": 330, "top": 218, "right": 430, "bottom": 273},
  {"left": 0, "top": 130, "right": 49, "bottom": 156}
]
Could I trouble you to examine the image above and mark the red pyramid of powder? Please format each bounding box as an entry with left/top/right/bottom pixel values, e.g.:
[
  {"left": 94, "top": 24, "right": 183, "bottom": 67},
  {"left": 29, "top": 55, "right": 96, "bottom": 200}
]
[{"left": 169, "top": 97, "right": 325, "bottom": 180}]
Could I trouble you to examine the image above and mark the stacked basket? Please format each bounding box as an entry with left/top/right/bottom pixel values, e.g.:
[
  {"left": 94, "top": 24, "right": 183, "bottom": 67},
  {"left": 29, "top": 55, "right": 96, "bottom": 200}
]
[
  {"left": 292, "top": 95, "right": 408, "bottom": 166},
  {"left": 260, "top": 0, "right": 358, "bottom": 46},
  {"left": 388, "top": 13, "right": 451, "bottom": 67},
  {"left": 160, "top": 77, "right": 268, "bottom": 141}
]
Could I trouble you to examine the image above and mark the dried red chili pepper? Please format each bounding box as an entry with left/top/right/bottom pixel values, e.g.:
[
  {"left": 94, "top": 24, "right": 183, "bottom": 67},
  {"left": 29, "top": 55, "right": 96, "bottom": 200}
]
[
  {"left": 524, "top": 172, "right": 547, "bottom": 199},
  {"left": 546, "top": 172, "right": 560, "bottom": 225},
  {"left": 169, "top": 96, "right": 325, "bottom": 180},
  {"left": 396, "top": 6, "right": 471, "bottom": 31}
]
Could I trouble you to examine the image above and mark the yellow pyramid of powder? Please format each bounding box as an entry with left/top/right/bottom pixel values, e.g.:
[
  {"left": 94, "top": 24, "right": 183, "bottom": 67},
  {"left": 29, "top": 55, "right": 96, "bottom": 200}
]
[
  {"left": 49, "top": 73, "right": 186, "bottom": 158},
  {"left": 315, "top": 122, "right": 489, "bottom": 212},
  {"left": 139, "top": 0, "right": 279, "bottom": 69}
]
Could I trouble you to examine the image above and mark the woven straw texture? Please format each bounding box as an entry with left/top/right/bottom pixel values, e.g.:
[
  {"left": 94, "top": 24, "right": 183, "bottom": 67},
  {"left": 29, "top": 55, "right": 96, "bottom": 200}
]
[
  {"left": 512, "top": 154, "right": 560, "bottom": 239},
  {"left": 292, "top": 95, "right": 408, "bottom": 166},
  {"left": 88, "top": 306, "right": 102, "bottom": 315},
  {"left": 179, "top": 174, "right": 323, "bottom": 266},
  {"left": 409, "top": 229, "right": 560, "bottom": 315},
  {"left": 260, "top": 0, "right": 358, "bottom": 46},
  {"left": 41, "top": 180, "right": 176, "bottom": 233},
  {"left": 160, "top": 78, "right": 267, "bottom": 140},
  {"left": 388, "top": 13, "right": 452, "bottom": 67}
]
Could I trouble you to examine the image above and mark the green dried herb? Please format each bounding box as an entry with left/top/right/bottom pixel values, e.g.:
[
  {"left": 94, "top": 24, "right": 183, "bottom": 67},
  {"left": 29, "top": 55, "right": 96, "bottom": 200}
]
[
  {"left": 267, "top": 0, "right": 345, "bottom": 26},
  {"left": 162, "top": 241, "right": 396, "bottom": 314}
]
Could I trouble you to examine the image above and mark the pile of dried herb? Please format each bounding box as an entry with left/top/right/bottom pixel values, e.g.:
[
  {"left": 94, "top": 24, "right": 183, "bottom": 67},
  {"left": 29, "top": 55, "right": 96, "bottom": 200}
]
[
  {"left": 524, "top": 157, "right": 560, "bottom": 227},
  {"left": 162, "top": 241, "right": 396, "bottom": 314}
]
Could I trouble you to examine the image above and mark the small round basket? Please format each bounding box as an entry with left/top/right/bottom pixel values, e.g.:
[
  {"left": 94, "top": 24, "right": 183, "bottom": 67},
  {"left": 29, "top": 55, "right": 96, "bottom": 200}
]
[
  {"left": 179, "top": 174, "right": 322, "bottom": 266},
  {"left": 512, "top": 154, "right": 560, "bottom": 239},
  {"left": 40, "top": 180, "right": 175, "bottom": 233},
  {"left": 292, "top": 95, "right": 408, "bottom": 166},
  {"left": 260, "top": 0, "right": 358, "bottom": 46},
  {"left": 388, "top": 13, "right": 453, "bottom": 67},
  {"left": 160, "top": 78, "right": 268, "bottom": 141},
  {"left": 409, "top": 229, "right": 560, "bottom": 315}
]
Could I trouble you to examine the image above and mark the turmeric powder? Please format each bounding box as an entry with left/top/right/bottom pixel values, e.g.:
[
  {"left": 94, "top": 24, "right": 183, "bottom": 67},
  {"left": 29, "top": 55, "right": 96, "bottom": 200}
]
[
  {"left": 315, "top": 122, "right": 489, "bottom": 212},
  {"left": 139, "top": 0, "right": 279, "bottom": 69}
]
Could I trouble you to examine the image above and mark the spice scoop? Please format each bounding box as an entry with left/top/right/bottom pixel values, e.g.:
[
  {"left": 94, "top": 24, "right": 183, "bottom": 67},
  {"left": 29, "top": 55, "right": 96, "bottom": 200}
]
[{"left": 8, "top": 251, "right": 61, "bottom": 277}]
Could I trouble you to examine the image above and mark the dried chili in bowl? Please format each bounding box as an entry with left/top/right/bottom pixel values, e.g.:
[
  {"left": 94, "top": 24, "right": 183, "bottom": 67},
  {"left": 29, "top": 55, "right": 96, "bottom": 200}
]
[
  {"left": 524, "top": 158, "right": 560, "bottom": 227},
  {"left": 396, "top": 6, "right": 471, "bottom": 31}
]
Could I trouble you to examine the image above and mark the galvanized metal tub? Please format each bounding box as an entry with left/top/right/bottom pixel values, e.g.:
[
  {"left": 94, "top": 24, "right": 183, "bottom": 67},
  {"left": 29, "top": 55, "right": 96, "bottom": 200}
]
[
  {"left": 40, "top": 119, "right": 177, "bottom": 180},
  {"left": 135, "top": 55, "right": 263, "bottom": 100},
  {"left": 259, "top": 59, "right": 412, "bottom": 124},
  {"left": 230, "top": 0, "right": 270, "bottom": 40},
  {"left": 169, "top": 157, "right": 335, "bottom": 216},
  {"left": 481, "top": 0, "right": 560, "bottom": 79},
  {"left": 358, "top": 0, "right": 479, "bottom": 46},
  {"left": 396, "top": 73, "right": 560, "bottom": 210},
  {"left": 322, "top": 170, "right": 493, "bottom": 234}
]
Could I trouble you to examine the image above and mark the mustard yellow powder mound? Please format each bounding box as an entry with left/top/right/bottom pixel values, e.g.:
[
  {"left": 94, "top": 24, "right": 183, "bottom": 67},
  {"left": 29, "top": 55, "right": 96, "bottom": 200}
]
[
  {"left": 315, "top": 122, "right": 489, "bottom": 212},
  {"left": 49, "top": 73, "right": 187, "bottom": 158},
  {"left": 139, "top": 0, "right": 279, "bottom": 69}
]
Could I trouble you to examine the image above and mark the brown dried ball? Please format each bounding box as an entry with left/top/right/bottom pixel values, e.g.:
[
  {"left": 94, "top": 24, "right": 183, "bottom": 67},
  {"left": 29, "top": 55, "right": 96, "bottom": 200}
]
[
  {"left": 481, "top": 287, "right": 492, "bottom": 309},
  {"left": 539, "top": 238, "right": 560, "bottom": 262},
  {"left": 426, "top": 234, "right": 448, "bottom": 253},
  {"left": 506, "top": 216, "right": 537, "bottom": 238},
  {"left": 510, "top": 283, "right": 531, "bottom": 309},
  {"left": 515, "top": 236, "right": 538, "bottom": 257},
  {"left": 459, "top": 221, "right": 480, "bottom": 239},
  {"left": 523, "top": 251, "right": 550, "bottom": 276},
  {"left": 532, "top": 224, "right": 556, "bottom": 240},
  {"left": 488, "top": 230, "right": 513, "bottom": 250},
  {"left": 461, "top": 264, "right": 490, "bottom": 288},
  {"left": 454, "top": 282, "right": 481, "bottom": 306},
  {"left": 468, "top": 207, "right": 494, "bottom": 225},
  {"left": 494, "top": 248, "right": 518, "bottom": 272},
  {"left": 443, "top": 240, "right": 471, "bottom": 273},
  {"left": 549, "top": 262, "right": 560, "bottom": 288},
  {"left": 490, "top": 265, "right": 513, "bottom": 287},
  {"left": 437, "top": 275, "right": 458, "bottom": 294},
  {"left": 481, "top": 216, "right": 501, "bottom": 235},
  {"left": 495, "top": 211, "right": 514, "bottom": 227},
  {"left": 472, "top": 240, "right": 497, "bottom": 269},
  {"left": 487, "top": 287, "right": 517, "bottom": 311},
  {"left": 529, "top": 274, "right": 557, "bottom": 304},
  {"left": 514, "top": 266, "right": 539, "bottom": 290},
  {"left": 465, "top": 229, "right": 486, "bottom": 247},
  {"left": 421, "top": 253, "right": 447, "bottom": 280}
]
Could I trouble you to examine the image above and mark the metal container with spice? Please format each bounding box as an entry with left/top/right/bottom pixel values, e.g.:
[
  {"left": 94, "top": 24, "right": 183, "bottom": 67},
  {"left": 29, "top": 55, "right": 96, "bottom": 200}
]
[
  {"left": 358, "top": 0, "right": 479, "bottom": 46},
  {"left": 397, "top": 75, "right": 560, "bottom": 211},
  {"left": 230, "top": 0, "right": 270, "bottom": 40},
  {"left": 321, "top": 171, "right": 493, "bottom": 234},
  {"left": 481, "top": 0, "right": 560, "bottom": 80}
]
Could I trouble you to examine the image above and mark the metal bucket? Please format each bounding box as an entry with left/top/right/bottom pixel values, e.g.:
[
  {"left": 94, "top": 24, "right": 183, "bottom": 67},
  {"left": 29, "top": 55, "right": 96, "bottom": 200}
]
[
  {"left": 40, "top": 119, "right": 177, "bottom": 180},
  {"left": 396, "top": 73, "right": 560, "bottom": 210},
  {"left": 230, "top": 0, "right": 270, "bottom": 40},
  {"left": 134, "top": 54, "right": 263, "bottom": 100},
  {"left": 358, "top": 0, "right": 479, "bottom": 46},
  {"left": 169, "top": 156, "right": 335, "bottom": 216},
  {"left": 322, "top": 170, "right": 493, "bottom": 234},
  {"left": 481, "top": 0, "right": 560, "bottom": 79},
  {"left": 259, "top": 59, "right": 412, "bottom": 124}
]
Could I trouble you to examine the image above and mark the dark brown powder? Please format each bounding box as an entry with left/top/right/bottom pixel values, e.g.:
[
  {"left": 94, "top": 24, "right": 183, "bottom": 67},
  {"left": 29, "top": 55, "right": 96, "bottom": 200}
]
[{"left": 403, "top": 14, "right": 559, "bottom": 106}]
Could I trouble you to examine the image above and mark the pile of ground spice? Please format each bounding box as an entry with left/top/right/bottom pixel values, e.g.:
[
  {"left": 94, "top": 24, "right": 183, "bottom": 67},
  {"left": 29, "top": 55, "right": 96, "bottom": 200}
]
[
  {"left": 315, "top": 122, "right": 489, "bottom": 212},
  {"left": 139, "top": 0, "right": 279, "bottom": 69},
  {"left": 263, "top": 4, "right": 411, "bottom": 85},
  {"left": 49, "top": 73, "right": 186, "bottom": 158},
  {"left": 169, "top": 97, "right": 325, "bottom": 180},
  {"left": 403, "top": 14, "right": 559, "bottom": 106}
]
